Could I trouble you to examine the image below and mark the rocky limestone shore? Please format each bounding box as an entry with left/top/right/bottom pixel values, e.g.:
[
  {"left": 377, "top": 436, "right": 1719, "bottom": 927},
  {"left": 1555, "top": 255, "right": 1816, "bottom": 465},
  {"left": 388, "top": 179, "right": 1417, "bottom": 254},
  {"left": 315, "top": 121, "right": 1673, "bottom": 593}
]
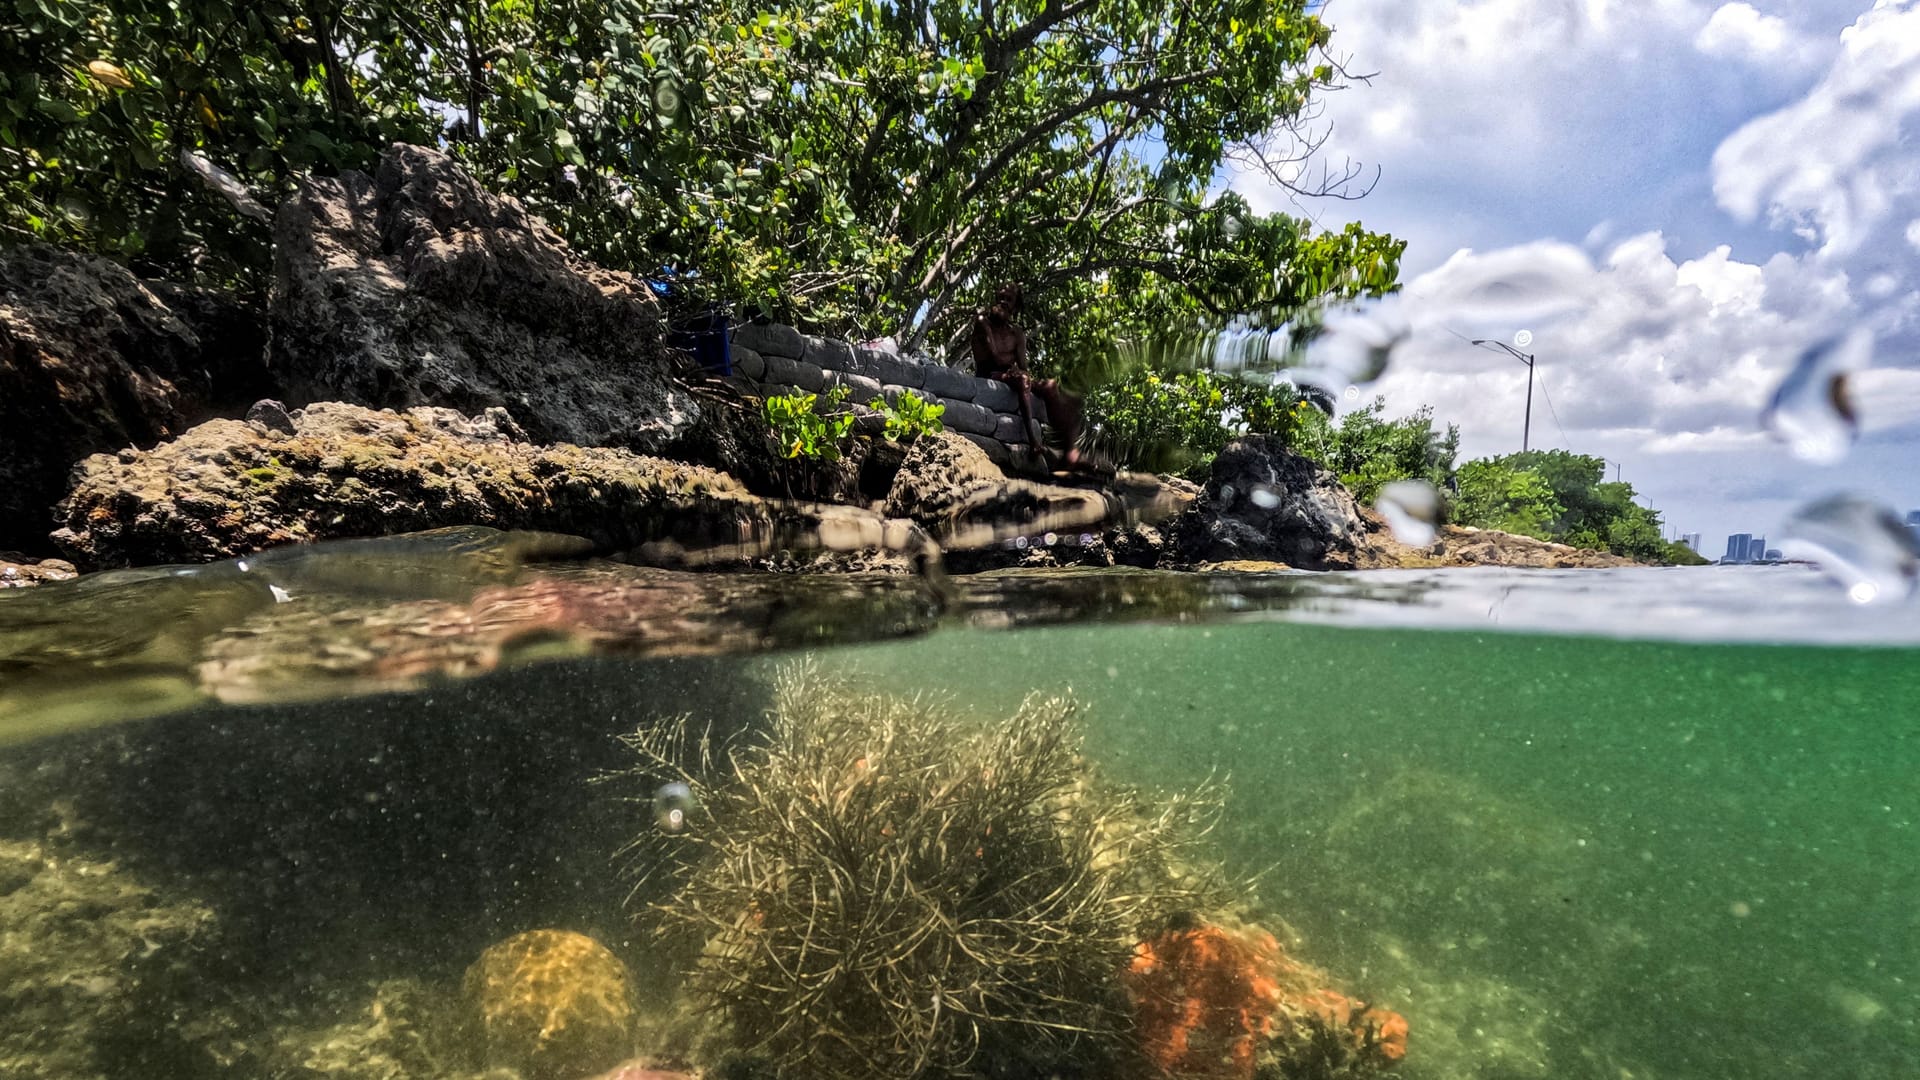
[{"left": 3, "top": 142, "right": 1640, "bottom": 581}]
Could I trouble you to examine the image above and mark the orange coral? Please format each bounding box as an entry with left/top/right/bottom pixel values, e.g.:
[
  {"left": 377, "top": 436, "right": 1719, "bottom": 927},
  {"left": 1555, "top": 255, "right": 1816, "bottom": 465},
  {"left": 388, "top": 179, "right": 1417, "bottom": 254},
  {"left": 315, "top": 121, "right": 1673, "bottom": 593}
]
[
  {"left": 1122, "top": 921, "right": 1287, "bottom": 1079},
  {"left": 1302, "top": 988, "right": 1410, "bottom": 1063},
  {"left": 1121, "top": 919, "right": 1408, "bottom": 1078}
]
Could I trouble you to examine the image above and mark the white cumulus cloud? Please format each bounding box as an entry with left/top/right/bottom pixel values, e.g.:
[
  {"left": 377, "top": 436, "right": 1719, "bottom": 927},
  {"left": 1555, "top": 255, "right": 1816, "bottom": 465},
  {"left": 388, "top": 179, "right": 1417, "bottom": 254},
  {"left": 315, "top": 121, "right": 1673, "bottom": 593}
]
[
  {"left": 1693, "top": 2, "right": 1827, "bottom": 69},
  {"left": 1711, "top": 0, "right": 1920, "bottom": 259}
]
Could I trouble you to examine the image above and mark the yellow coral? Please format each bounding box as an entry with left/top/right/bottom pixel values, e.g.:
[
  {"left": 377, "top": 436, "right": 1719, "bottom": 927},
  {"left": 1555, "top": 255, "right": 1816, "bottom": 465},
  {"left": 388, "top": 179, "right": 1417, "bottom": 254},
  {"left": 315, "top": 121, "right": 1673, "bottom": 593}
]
[{"left": 462, "top": 928, "right": 638, "bottom": 1080}]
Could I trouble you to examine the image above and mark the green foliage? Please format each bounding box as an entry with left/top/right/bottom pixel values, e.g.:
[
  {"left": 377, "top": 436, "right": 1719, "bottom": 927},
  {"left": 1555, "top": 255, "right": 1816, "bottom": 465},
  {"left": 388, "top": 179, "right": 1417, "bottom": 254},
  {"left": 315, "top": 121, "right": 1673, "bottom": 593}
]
[
  {"left": 762, "top": 386, "right": 853, "bottom": 460},
  {"left": 1661, "top": 538, "right": 1712, "bottom": 566},
  {"left": 3, "top": 0, "right": 1401, "bottom": 352},
  {"left": 1452, "top": 450, "right": 1698, "bottom": 563},
  {"left": 1288, "top": 398, "right": 1460, "bottom": 506},
  {"left": 875, "top": 388, "right": 944, "bottom": 442},
  {"left": 1082, "top": 369, "right": 1315, "bottom": 476},
  {"left": 1452, "top": 459, "right": 1564, "bottom": 539},
  {"left": 0, "top": 0, "right": 437, "bottom": 284}
]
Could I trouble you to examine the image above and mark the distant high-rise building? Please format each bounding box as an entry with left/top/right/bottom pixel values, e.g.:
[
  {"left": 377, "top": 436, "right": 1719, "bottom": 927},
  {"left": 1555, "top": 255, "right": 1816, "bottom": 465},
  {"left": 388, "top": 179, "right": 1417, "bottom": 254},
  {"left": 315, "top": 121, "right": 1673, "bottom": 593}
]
[
  {"left": 1681, "top": 532, "right": 1701, "bottom": 552},
  {"left": 1747, "top": 536, "right": 1768, "bottom": 562},
  {"left": 1724, "top": 533, "right": 1752, "bottom": 562}
]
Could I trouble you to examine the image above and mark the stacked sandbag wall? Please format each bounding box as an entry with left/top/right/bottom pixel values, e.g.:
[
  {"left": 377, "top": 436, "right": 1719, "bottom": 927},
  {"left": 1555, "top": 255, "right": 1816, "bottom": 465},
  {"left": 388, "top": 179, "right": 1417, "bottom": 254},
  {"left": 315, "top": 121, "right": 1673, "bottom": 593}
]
[{"left": 728, "top": 322, "right": 1050, "bottom": 472}]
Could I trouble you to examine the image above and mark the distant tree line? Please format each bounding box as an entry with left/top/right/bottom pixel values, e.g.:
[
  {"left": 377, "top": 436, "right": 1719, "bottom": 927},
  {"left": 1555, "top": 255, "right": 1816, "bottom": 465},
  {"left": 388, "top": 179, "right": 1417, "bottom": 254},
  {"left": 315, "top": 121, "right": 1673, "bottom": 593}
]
[{"left": 1451, "top": 450, "right": 1708, "bottom": 564}]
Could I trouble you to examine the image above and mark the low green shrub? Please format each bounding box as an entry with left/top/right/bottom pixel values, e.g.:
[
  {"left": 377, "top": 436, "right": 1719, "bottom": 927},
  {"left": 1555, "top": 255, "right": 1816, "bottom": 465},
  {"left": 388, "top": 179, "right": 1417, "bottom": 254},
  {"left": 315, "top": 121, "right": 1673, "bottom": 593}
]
[
  {"left": 763, "top": 386, "right": 854, "bottom": 460},
  {"left": 876, "top": 389, "right": 944, "bottom": 441}
]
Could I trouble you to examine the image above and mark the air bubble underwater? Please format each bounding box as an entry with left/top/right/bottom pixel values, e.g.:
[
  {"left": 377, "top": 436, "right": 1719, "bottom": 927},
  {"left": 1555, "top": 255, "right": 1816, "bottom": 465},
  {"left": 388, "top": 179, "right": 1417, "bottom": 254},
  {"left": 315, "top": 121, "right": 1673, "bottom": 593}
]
[
  {"left": 653, "top": 781, "right": 695, "bottom": 833},
  {"left": 1763, "top": 328, "right": 1873, "bottom": 465},
  {"left": 1777, "top": 493, "right": 1920, "bottom": 605}
]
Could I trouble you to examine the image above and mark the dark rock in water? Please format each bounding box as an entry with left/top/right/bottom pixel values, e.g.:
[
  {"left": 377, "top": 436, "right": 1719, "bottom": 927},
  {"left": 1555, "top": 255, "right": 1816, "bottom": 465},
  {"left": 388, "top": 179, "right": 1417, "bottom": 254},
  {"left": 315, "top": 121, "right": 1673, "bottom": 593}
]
[
  {"left": 1167, "top": 435, "right": 1364, "bottom": 569},
  {"left": 243, "top": 398, "right": 298, "bottom": 435},
  {"left": 270, "top": 142, "right": 699, "bottom": 452},
  {"left": 0, "top": 245, "right": 271, "bottom": 554},
  {"left": 49, "top": 401, "right": 769, "bottom": 569},
  {"left": 885, "top": 432, "right": 1194, "bottom": 560}
]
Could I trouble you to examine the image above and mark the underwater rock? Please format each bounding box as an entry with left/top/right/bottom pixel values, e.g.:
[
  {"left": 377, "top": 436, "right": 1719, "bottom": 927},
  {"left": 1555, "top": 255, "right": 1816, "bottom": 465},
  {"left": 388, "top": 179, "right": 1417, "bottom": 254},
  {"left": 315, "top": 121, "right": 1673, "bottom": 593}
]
[
  {"left": 584, "top": 1064, "right": 697, "bottom": 1080},
  {"left": 1167, "top": 436, "right": 1365, "bottom": 569},
  {"left": 0, "top": 244, "right": 272, "bottom": 554},
  {"left": 48, "top": 401, "right": 784, "bottom": 569},
  {"left": 270, "top": 143, "right": 699, "bottom": 454},
  {"left": 268, "top": 978, "right": 457, "bottom": 1080},
  {"left": 0, "top": 839, "right": 236, "bottom": 1080},
  {"left": 461, "top": 928, "right": 638, "bottom": 1080}
]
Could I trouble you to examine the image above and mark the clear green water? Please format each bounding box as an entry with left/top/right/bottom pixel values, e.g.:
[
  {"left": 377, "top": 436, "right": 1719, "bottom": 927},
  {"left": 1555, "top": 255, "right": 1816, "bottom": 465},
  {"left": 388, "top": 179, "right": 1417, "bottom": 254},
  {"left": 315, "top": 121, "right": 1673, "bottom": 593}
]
[
  {"left": 840, "top": 623, "right": 1920, "bottom": 1079},
  {"left": 2, "top": 547, "right": 1916, "bottom": 1078}
]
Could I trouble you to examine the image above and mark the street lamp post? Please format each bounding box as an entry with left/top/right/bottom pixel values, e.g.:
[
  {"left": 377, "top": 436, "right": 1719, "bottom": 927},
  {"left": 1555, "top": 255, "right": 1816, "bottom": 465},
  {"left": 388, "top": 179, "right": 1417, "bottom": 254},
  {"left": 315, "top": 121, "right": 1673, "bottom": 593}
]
[{"left": 1471, "top": 339, "right": 1535, "bottom": 452}]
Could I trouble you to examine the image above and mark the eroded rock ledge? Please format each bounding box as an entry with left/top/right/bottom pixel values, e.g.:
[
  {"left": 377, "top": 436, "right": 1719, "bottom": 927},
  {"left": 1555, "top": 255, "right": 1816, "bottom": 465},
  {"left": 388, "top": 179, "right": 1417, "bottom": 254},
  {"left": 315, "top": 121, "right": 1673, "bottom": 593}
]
[{"left": 49, "top": 401, "right": 906, "bottom": 571}]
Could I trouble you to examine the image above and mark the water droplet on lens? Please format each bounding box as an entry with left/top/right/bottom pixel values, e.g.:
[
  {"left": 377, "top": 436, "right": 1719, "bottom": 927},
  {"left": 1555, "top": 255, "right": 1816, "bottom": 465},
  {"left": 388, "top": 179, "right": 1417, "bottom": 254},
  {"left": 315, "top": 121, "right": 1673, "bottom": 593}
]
[
  {"left": 653, "top": 79, "right": 683, "bottom": 119},
  {"left": 1302, "top": 311, "right": 1407, "bottom": 386},
  {"left": 1079, "top": 533, "right": 1096, "bottom": 547},
  {"left": 1042, "top": 532, "right": 1058, "bottom": 546},
  {"left": 1343, "top": 385, "right": 1360, "bottom": 401},
  {"left": 1513, "top": 329, "right": 1534, "bottom": 348},
  {"left": 1014, "top": 535, "right": 1030, "bottom": 550},
  {"left": 653, "top": 781, "right": 694, "bottom": 833},
  {"left": 1777, "top": 493, "right": 1920, "bottom": 603},
  {"left": 1764, "top": 329, "right": 1871, "bottom": 465},
  {"left": 1249, "top": 485, "right": 1282, "bottom": 510},
  {"left": 1220, "top": 484, "right": 1237, "bottom": 501},
  {"left": 1375, "top": 480, "right": 1441, "bottom": 546}
]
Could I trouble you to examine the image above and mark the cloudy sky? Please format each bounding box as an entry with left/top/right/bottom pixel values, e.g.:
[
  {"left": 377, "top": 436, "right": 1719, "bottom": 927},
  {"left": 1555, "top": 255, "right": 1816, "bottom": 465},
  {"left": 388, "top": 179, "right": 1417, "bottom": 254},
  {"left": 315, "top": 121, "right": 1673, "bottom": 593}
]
[{"left": 1230, "top": 0, "right": 1920, "bottom": 553}]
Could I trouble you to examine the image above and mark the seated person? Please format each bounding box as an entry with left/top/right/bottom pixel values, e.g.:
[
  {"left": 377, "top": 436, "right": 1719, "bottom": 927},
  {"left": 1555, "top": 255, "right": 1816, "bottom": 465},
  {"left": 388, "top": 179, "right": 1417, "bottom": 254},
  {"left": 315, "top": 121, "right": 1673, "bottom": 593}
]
[{"left": 970, "top": 283, "right": 1085, "bottom": 466}]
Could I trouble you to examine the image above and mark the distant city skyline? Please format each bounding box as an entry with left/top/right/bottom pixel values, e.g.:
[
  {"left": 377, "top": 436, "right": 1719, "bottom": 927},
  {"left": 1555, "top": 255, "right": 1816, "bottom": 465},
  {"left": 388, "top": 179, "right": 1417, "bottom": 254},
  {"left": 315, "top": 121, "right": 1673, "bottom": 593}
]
[{"left": 1718, "top": 509, "right": 1919, "bottom": 564}]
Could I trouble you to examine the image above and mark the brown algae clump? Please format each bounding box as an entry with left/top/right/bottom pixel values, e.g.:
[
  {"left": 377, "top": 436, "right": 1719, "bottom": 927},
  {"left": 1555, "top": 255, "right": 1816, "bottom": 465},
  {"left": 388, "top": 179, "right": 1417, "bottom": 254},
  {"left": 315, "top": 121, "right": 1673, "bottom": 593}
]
[
  {"left": 461, "top": 928, "right": 639, "bottom": 1079},
  {"left": 617, "top": 664, "right": 1228, "bottom": 1079}
]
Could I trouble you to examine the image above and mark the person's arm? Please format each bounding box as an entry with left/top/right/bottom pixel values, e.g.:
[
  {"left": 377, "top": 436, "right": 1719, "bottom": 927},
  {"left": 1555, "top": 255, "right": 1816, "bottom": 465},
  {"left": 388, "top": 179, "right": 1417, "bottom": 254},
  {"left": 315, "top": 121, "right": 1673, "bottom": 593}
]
[{"left": 970, "top": 314, "right": 993, "bottom": 374}]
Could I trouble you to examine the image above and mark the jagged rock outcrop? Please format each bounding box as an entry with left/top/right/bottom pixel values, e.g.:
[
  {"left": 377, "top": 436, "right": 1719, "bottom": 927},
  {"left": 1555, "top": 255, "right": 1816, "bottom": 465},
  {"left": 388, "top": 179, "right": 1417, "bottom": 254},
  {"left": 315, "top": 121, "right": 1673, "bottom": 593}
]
[
  {"left": 0, "top": 245, "right": 272, "bottom": 553},
  {"left": 269, "top": 143, "right": 698, "bottom": 452},
  {"left": 884, "top": 432, "right": 1192, "bottom": 554},
  {"left": 49, "top": 401, "right": 803, "bottom": 570},
  {"left": 1167, "top": 435, "right": 1366, "bottom": 569}
]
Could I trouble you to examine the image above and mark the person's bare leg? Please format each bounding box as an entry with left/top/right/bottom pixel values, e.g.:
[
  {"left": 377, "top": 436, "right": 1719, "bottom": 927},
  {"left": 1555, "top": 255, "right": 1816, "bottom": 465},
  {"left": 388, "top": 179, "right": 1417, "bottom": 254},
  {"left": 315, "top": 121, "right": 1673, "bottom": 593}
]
[
  {"left": 1002, "top": 372, "right": 1044, "bottom": 448},
  {"left": 1032, "top": 380, "right": 1085, "bottom": 465}
]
